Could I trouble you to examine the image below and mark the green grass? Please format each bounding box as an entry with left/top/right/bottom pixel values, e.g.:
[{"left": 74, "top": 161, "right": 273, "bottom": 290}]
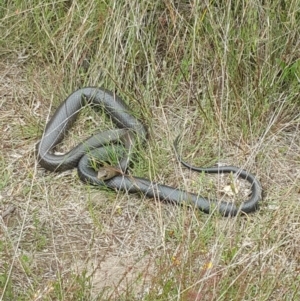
[{"left": 1, "top": 0, "right": 300, "bottom": 300}]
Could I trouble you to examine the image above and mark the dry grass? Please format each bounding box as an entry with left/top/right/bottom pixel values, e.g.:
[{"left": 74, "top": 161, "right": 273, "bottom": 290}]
[{"left": 1, "top": 1, "right": 300, "bottom": 300}]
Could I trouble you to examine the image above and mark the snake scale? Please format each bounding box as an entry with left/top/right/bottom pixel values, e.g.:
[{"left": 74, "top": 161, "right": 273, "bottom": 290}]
[{"left": 36, "top": 87, "right": 262, "bottom": 216}]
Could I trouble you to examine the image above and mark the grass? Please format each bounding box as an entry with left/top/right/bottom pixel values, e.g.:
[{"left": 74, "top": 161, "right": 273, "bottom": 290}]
[{"left": 1, "top": 0, "right": 300, "bottom": 300}]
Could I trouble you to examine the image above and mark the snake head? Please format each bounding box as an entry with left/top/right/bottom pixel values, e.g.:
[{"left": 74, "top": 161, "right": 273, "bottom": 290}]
[{"left": 97, "top": 166, "right": 123, "bottom": 180}]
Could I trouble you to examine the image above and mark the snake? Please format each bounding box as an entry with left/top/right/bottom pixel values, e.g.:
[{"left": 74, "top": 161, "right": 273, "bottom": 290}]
[{"left": 36, "top": 87, "right": 262, "bottom": 217}]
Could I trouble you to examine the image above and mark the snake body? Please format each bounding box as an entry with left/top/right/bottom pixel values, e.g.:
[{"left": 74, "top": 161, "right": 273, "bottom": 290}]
[
  {"left": 37, "top": 87, "right": 262, "bottom": 216},
  {"left": 36, "top": 87, "right": 146, "bottom": 171}
]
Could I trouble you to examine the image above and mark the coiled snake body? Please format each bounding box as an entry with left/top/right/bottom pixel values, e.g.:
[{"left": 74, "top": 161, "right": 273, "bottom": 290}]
[{"left": 36, "top": 87, "right": 262, "bottom": 216}]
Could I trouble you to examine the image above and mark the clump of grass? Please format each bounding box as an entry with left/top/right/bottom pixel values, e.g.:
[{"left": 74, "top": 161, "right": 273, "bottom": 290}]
[{"left": 1, "top": 0, "right": 300, "bottom": 300}]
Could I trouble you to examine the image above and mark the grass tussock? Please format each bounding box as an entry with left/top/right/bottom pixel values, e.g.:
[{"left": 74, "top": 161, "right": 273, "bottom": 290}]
[{"left": 1, "top": 0, "right": 300, "bottom": 300}]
